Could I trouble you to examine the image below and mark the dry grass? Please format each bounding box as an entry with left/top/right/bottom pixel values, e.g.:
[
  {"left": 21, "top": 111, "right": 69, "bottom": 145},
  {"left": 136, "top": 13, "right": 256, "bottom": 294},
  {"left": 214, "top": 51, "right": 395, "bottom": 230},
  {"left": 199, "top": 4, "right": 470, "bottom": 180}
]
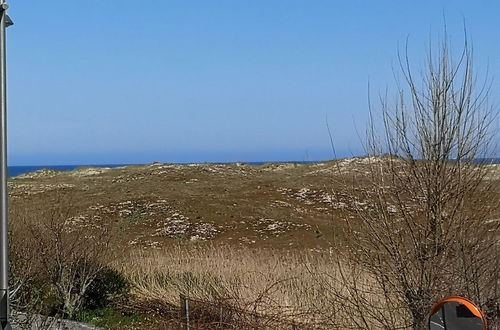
[
  {"left": 116, "top": 245, "right": 346, "bottom": 328},
  {"left": 116, "top": 245, "right": 422, "bottom": 329}
]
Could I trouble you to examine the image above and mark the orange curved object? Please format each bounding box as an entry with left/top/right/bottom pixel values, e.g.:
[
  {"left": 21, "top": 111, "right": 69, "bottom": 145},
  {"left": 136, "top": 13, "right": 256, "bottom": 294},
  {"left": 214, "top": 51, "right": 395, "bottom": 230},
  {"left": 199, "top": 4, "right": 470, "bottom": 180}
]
[{"left": 430, "top": 296, "right": 487, "bottom": 322}]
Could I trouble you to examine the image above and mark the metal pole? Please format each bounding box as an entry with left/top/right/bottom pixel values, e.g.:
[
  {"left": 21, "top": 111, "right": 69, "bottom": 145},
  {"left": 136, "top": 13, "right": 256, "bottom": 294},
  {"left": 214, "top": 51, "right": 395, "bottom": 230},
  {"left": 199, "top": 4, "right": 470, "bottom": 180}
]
[
  {"left": 184, "top": 296, "right": 190, "bottom": 330},
  {"left": 0, "top": 0, "right": 10, "bottom": 328}
]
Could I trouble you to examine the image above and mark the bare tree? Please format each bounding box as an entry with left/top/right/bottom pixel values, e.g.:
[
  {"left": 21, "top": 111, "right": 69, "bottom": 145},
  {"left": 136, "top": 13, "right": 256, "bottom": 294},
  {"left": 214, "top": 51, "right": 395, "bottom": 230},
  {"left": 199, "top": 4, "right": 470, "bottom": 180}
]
[
  {"left": 14, "top": 195, "right": 116, "bottom": 319},
  {"left": 331, "top": 31, "right": 499, "bottom": 329}
]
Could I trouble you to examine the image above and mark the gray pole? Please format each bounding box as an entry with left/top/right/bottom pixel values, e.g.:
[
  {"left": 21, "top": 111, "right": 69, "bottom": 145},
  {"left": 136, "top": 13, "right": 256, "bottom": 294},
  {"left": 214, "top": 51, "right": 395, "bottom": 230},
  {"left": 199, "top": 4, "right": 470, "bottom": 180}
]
[{"left": 0, "top": 1, "right": 11, "bottom": 329}]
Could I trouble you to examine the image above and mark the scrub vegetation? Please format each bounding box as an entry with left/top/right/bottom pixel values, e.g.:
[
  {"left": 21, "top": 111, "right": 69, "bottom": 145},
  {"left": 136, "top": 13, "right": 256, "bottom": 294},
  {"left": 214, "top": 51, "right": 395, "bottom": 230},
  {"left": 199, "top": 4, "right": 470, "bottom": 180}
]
[{"left": 7, "top": 157, "right": 499, "bottom": 329}]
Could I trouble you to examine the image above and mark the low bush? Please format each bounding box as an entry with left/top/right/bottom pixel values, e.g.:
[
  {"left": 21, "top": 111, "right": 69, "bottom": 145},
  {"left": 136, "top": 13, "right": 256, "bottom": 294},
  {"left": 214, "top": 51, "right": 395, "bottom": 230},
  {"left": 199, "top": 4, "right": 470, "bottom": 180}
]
[
  {"left": 74, "top": 308, "right": 146, "bottom": 329},
  {"left": 9, "top": 195, "right": 126, "bottom": 319},
  {"left": 83, "top": 266, "right": 130, "bottom": 310}
]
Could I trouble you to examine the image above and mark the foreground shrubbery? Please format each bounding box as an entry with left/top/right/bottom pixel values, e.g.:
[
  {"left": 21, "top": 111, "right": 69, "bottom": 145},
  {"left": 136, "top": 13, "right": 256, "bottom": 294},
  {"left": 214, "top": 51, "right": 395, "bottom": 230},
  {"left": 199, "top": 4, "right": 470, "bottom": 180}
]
[
  {"left": 9, "top": 198, "right": 130, "bottom": 323},
  {"left": 7, "top": 196, "right": 499, "bottom": 329}
]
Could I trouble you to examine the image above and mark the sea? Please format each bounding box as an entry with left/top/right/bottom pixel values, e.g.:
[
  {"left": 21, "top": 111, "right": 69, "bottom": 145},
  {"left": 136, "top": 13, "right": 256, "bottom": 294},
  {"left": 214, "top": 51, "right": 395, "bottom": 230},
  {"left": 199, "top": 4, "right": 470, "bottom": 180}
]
[
  {"left": 7, "top": 164, "right": 126, "bottom": 178},
  {"left": 7, "top": 158, "right": 500, "bottom": 178},
  {"left": 7, "top": 161, "right": 319, "bottom": 178}
]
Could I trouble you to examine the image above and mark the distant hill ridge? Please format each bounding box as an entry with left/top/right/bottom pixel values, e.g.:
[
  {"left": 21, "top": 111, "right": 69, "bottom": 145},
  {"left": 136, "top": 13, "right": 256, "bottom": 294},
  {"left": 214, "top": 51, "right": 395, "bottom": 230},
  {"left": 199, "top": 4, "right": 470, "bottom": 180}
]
[{"left": 8, "top": 157, "right": 500, "bottom": 178}]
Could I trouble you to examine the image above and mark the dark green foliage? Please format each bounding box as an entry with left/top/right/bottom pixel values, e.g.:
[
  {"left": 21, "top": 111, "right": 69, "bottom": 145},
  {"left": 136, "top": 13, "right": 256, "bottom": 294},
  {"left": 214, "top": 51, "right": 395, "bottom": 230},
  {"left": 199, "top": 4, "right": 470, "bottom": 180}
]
[
  {"left": 74, "top": 308, "right": 147, "bottom": 328},
  {"left": 82, "top": 266, "right": 130, "bottom": 310}
]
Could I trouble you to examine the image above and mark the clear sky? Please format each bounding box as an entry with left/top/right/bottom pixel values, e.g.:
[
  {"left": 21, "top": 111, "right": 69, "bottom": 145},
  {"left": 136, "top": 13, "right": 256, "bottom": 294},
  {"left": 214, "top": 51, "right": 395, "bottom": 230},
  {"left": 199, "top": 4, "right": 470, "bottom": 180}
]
[{"left": 6, "top": 1, "right": 500, "bottom": 165}]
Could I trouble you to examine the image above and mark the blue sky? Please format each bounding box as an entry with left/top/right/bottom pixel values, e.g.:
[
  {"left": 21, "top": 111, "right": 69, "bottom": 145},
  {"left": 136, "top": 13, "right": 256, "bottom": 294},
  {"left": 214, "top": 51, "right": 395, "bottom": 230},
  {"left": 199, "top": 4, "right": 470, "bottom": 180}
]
[{"left": 6, "top": 1, "right": 500, "bottom": 165}]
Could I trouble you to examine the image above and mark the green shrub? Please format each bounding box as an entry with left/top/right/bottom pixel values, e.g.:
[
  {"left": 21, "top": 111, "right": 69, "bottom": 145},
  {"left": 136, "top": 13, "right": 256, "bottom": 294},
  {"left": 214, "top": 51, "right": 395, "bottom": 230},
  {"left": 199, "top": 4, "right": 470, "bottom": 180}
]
[
  {"left": 75, "top": 308, "right": 146, "bottom": 328},
  {"left": 82, "top": 266, "right": 130, "bottom": 310}
]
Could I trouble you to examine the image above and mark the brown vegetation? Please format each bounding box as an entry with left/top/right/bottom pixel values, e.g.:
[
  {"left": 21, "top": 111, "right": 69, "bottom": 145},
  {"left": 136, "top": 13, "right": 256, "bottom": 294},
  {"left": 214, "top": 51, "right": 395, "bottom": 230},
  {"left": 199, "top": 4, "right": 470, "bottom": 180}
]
[{"left": 7, "top": 155, "right": 498, "bottom": 329}]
